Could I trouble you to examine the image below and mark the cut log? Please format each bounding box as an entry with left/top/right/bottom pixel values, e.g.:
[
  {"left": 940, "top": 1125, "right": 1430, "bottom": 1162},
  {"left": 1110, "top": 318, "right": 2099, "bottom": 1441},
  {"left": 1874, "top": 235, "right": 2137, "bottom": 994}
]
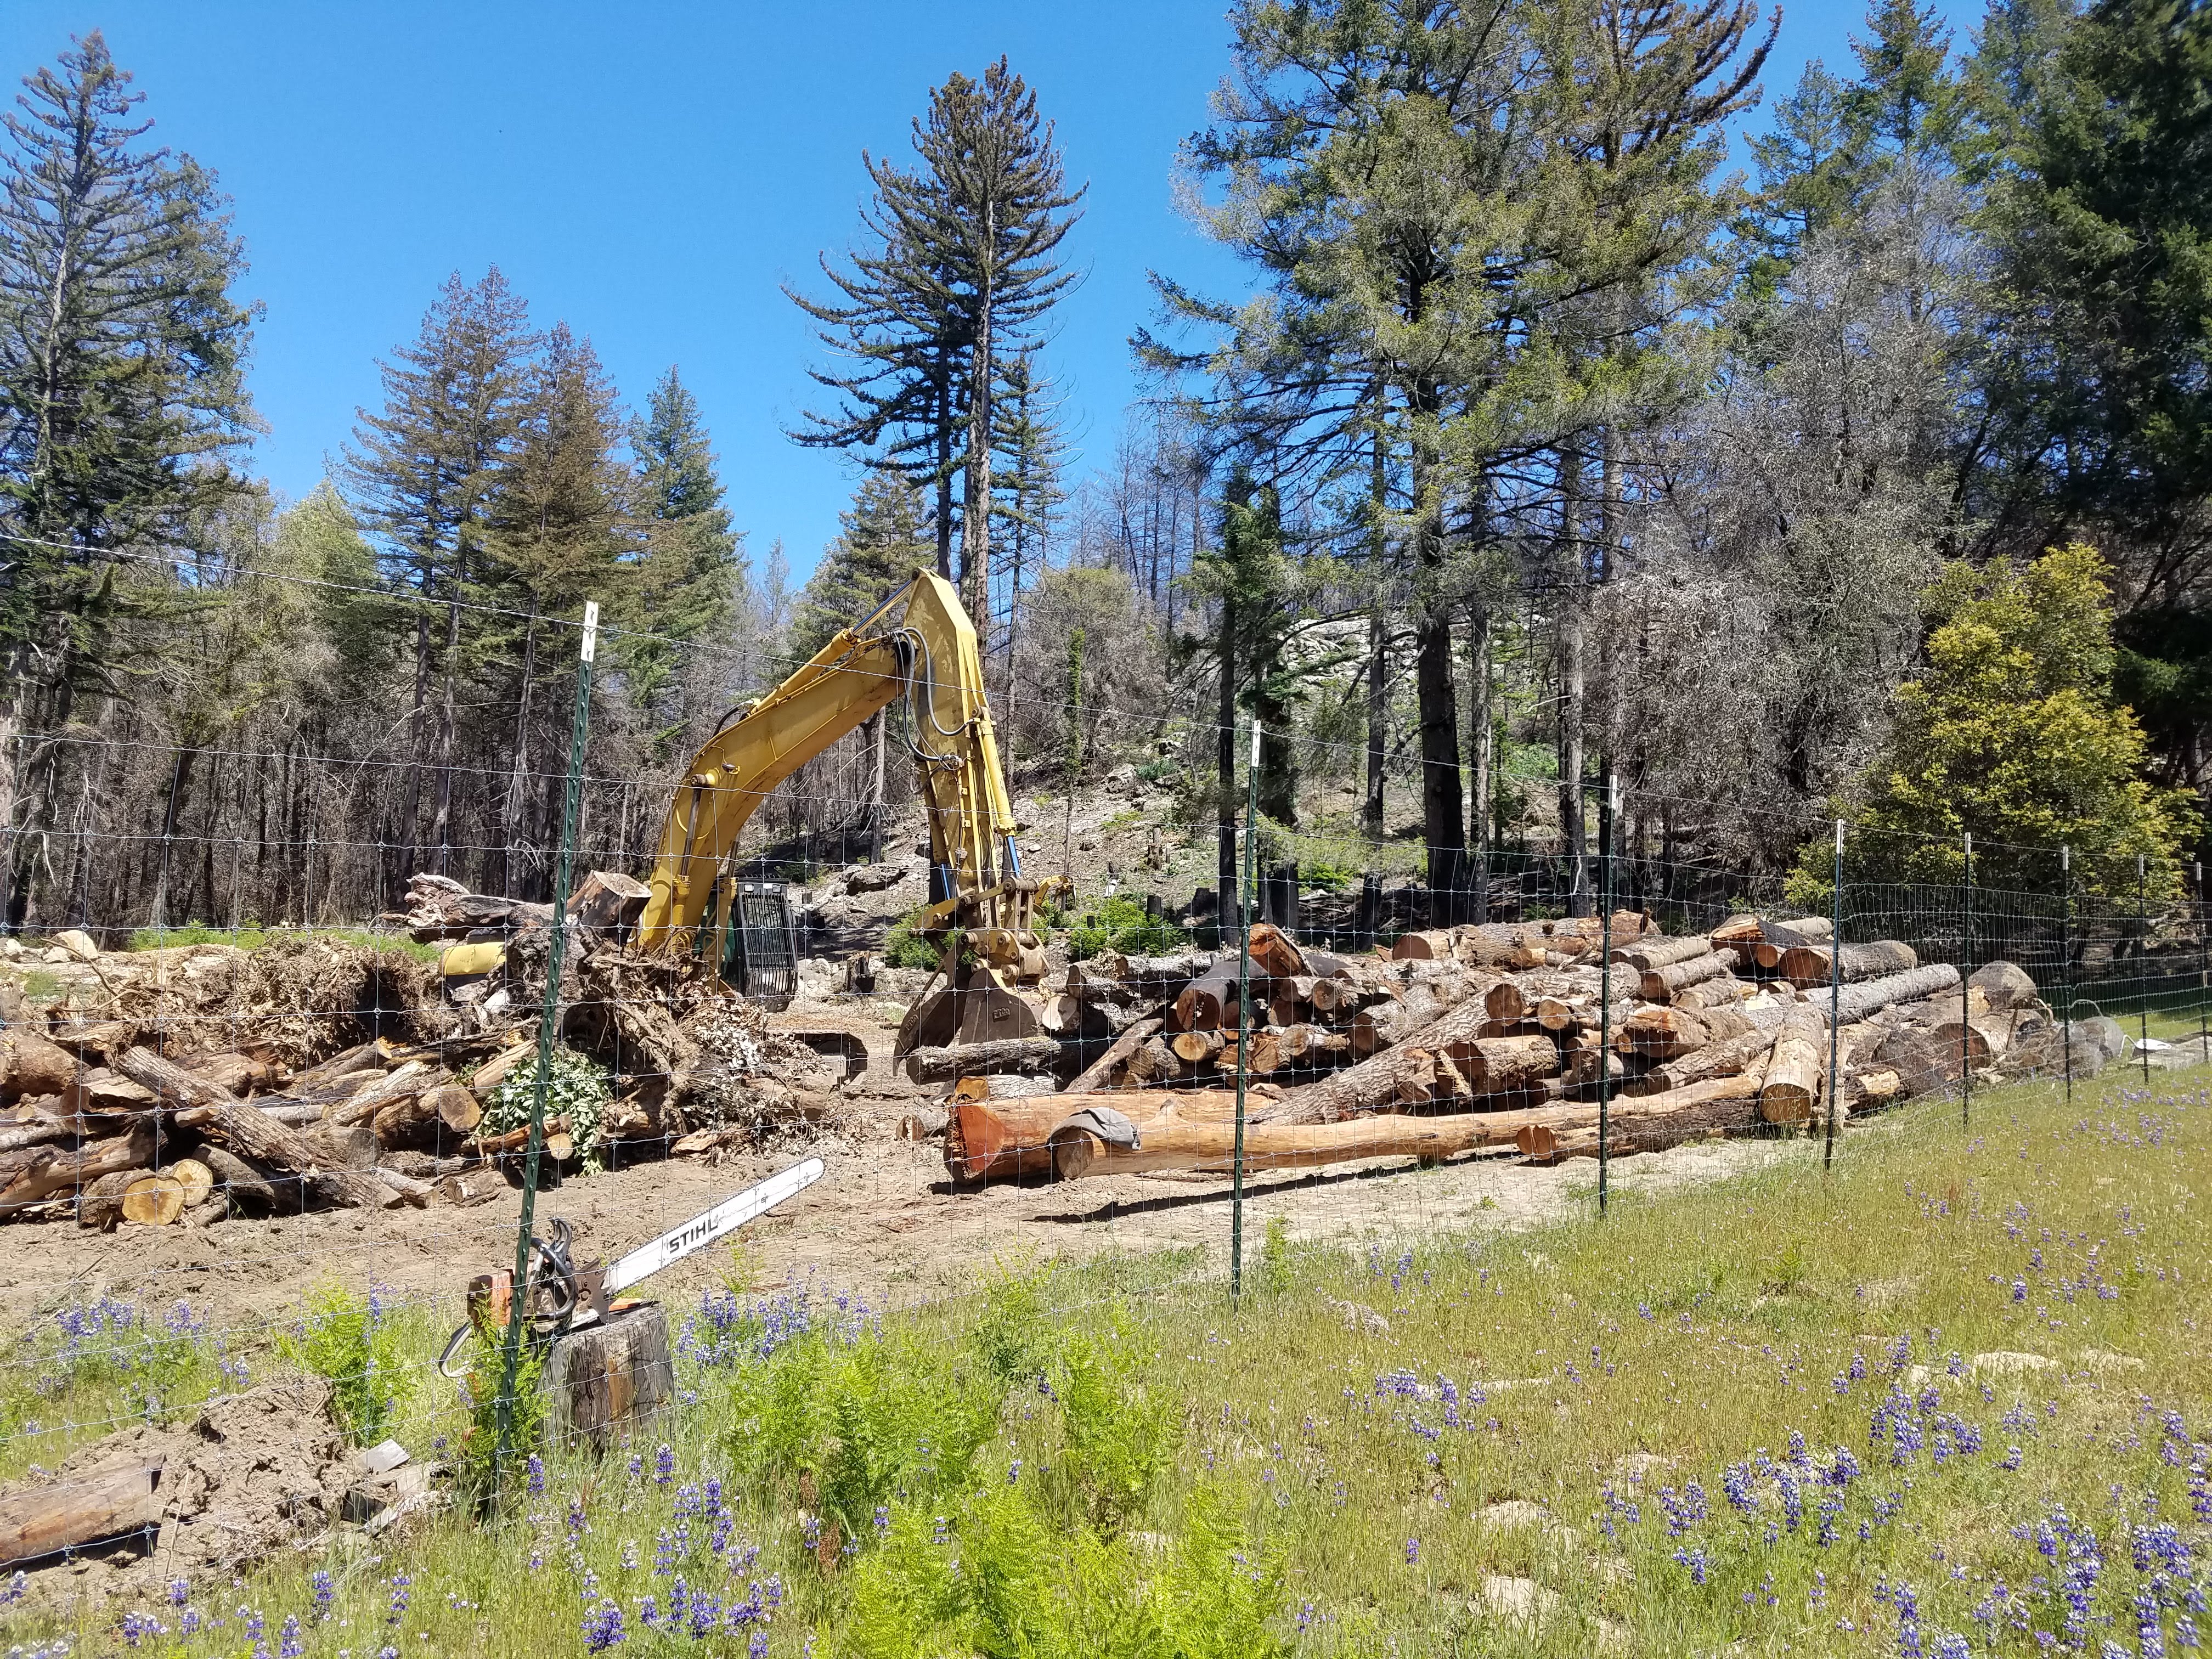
[
  {"left": 540, "top": 1302, "right": 675, "bottom": 1451},
  {"left": 2, "top": 1026, "right": 78, "bottom": 1100},
  {"left": 1448, "top": 1034, "right": 1559, "bottom": 1093},
  {"left": 902, "top": 1036, "right": 1064, "bottom": 1084},
  {"left": 1245, "top": 923, "right": 1306, "bottom": 979},
  {"left": 1753, "top": 916, "right": 1832, "bottom": 968},
  {"left": 1265, "top": 991, "right": 1505, "bottom": 1126},
  {"left": 1846, "top": 1069, "right": 1904, "bottom": 1110},
  {"left": 469, "top": 1040, "right": 537, "bottom": 1094},
  {"left": 0, "top": 1120, "right": 155, "bottom": 1217},
  {"left": 1824, "top": 963, "right": 1962, "bottom": 1025},
  {"left": 1170, "top": 1030, "right": 1224, "bottom": 1065},
  {"left": 303, "top": 1123, "right": 379, "bottom": 1170},
  {"left": 430, "top": 1083, "right": 483, "bottom": 1133},
  {"left": 0, "top": 1116, "right": 70, "bottom": 1154},
  {"left": 179, "top": 1051, "right": 273, "bottom": 1096},
  {"left": 1967, "top": 960, "right": 2038, "bottom": 1010},
  {"left": 328, "top": 1060, "right": 442, "bottom": 1128},
  {"left": 1758, "top": 1005, "right": 1831, "bottom": 1124},
  {"left": 291, "top": 1041, "right": 382, "bottom": 1088},
  {"left": 1776, "top": 939, "right": 1918, "bottom": 989},
  {"left": 1674, "top": 975, "right": 1747, "bottom": 1012},
  {"left": 0, "top": 1455, "right": 164, "bottom": 1569},
  {"left": 76, "top": 1170, "right": 144, "bottom": 1229},
  {"left": 1267, "top": 977, "right": 1319, "bottom": 1028},
  {"left": 170, "top": 1158, "right": 213, "bottom": 1207},
  {"left": 1391, "top": 930, "right": 1454, "bottom": 962},
  {"left": 1643, "top": 1026, "right": 1779, "bottom": 1094},
  {"left": 948, "top": 1073, "right": 1059, "bottom": 1102},
  {"left": 1615, "top": 934, "right": 1711, "bottom": 973},
  {"left": 1351, "top": 966, "right": 1484, "bottom": 1056},
  {"left": 1051, "top": 1102, "right": 1582, "bottom": 1180},
  {"left": 375, "top": 1167, "right": 432, "bottom": 1207},
  {"left": 1516, "top": 1073, "right": 1767, "bottom": 1161},
  {"left": 121, "top": 1173, "right": 187, "bottom": 1227},
  {"left": 113, "top": 1047, "right": 389, "bottom": 1210},
  {"left": 567, "top": 869, "right": 652, "bottom": 938},
  {"left": 1639, "top": 952, "right": 1731, "bottom": 1002},
  {"left": 1612, "top": 1005, "right": 1717, "bottom": 1059},
  {"left": 946, "top": 1090, "right": 1254, "bottom": 1181},
  {"left": 1709, "top": 915, "right": 1764, "bottom": 947},
  {"left": 1126, "top": 1036, "right": 1177, "bottom": 1085},
  {"left": 200, "top": 1146, "right": 282, "bottom": 1212},
  {"left": 467, "top": 1117, "right": 569, "bottom": 1157},
  {"left": 1063, "top": 1017, "right": 1164, "bottom": 1095}
]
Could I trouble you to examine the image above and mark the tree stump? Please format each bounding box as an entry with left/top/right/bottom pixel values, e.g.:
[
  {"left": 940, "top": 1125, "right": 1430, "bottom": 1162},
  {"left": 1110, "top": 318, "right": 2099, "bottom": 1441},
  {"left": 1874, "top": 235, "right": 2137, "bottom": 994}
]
[{"left": 540, "top": 1304, "right": 676, "bottom": 1452}]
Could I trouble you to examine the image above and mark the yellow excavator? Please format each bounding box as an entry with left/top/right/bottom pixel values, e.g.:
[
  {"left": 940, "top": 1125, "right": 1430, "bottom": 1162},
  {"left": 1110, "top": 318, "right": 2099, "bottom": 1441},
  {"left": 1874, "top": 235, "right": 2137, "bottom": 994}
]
[{"left": 627, "top": 569, "right": 1060, "bottom": 1057}]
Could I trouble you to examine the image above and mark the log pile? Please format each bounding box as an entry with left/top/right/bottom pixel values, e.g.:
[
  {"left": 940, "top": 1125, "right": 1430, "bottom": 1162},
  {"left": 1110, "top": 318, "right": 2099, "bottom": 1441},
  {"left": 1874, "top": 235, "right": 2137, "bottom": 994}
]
[
  {"left": 0, "top": 872, "right": 835, "bottom": 1228},
  {"left": 954, "top": 911, "right": 2075, "bottom": 1185}
]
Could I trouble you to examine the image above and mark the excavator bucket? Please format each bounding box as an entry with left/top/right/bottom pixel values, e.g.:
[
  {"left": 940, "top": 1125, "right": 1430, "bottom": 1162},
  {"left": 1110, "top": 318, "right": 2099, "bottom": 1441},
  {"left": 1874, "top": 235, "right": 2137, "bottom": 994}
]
[{"left": 895, "top": 969, "right": 1041, "bottom": 1057}]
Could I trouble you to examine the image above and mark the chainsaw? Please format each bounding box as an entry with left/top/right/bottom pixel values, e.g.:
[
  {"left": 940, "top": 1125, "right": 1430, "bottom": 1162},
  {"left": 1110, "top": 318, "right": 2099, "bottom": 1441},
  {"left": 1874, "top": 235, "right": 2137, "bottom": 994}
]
[{"left": 437, "top": 1157, "right": 824, "bottom": 1375}]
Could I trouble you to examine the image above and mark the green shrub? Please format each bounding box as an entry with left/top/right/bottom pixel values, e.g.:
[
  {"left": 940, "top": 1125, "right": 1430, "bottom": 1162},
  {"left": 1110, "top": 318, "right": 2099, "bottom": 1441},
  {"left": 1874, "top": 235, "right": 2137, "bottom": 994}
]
[
  {"left": 278, "top": 1282, "right": 413, "bottom": 1445},
  {"left": 480, "top": 1045, "right": 611, "bottom": 1165},
  {"left": 452, "top": 1329, "right": 545, "bottom": 1502},
  {"left": 1049, "top": 1322, "right": 1171, "bottom": 1536},
  {"left": 1068, "top": 895, "right": 1188, "bottom": 961},
  {"left": 1257, "top": 1214, "right": 1294, "bottom": 1295},
  {"left": 882, "top": 912, "right": 942, "bottom": 972},
  {"left": 122, "top": 922, "right": 443, "bottom": 961}
]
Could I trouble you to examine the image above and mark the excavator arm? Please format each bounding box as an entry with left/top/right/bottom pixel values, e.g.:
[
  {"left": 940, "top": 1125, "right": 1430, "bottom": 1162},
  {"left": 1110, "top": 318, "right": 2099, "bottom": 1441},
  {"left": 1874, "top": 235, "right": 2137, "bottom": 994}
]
[{"left": 633, "top": 571, "right": 1059, "bottom": 1050}]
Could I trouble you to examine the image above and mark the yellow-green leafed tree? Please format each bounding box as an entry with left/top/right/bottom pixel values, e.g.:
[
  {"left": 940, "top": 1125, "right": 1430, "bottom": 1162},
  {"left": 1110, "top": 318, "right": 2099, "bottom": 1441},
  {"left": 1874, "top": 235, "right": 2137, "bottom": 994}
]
[{"left": 1791, "top": 543, "right": 2196, "bottom": 902}]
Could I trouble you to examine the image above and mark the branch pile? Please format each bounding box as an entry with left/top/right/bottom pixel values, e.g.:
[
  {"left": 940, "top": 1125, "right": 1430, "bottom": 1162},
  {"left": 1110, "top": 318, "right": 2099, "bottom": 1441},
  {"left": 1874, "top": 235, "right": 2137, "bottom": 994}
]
[{"left": 951, "top": 913, "right": 2077, "bottom": 1184}]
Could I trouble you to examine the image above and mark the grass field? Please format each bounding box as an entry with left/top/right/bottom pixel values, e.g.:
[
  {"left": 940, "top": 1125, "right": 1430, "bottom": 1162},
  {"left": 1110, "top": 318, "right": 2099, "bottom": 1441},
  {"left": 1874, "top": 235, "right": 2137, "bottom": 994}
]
[{"left": 2, "top": 1062, "right": 2205, "bottom": 1656}]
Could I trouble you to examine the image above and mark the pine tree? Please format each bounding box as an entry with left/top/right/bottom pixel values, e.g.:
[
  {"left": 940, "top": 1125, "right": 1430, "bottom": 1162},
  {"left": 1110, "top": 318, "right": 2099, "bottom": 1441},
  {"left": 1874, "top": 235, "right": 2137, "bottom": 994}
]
[
  {"left": 0, "top": 30, "right": 256, "bottom": 928},
  {"left": 1793, "top": 543, "right": 2196, "bottom": 899},
  {"left": 627, "top": 365, "right": 745, "bottom": 737},
  {"left": 342, "top": 268, "right": 536, "bottom": 879},
  {"left": 785, "top": 469, "right": 929, "bottom": 668},
  {"left": 990, "top": 349, "right": 1066, "bottom": 718},
  {"left": 1744, "top": 62, "right": 1861, "bottom": 276}
]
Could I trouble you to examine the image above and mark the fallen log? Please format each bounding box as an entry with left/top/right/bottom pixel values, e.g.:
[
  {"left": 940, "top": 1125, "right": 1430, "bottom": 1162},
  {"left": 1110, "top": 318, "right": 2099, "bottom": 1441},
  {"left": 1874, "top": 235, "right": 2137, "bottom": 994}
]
[
  {"left": 1391, "top": 930, "right": 1454, "bottom": 962},
  {"left": 1267, "top": 977, "right": 1319, "bottom": 1028},
  {"left": 1777, "top": 939, "right": 1918, "bottom": 989},
  {"left": 1052, "top": 1102, "right": 1581, "bottom": 1180},
  {"left": 945, "top": 1090, "right": 1253, "bottom": 1182},
  {"left": 1170, "top": 1029, "right": 1224, "bottom": 1065},
  {"left": 200, "top": 1145, "right": 286, "bottom": 1212},
  {"left": 179, "top": 1051, "right": 273, "bottom": 1097},
  {"left": 1709, "top": 915, "right": 1764, "bottom": 949},
  {"left": 1265, "top": 993, "right": 1504, "bottom": 1126},
  {"left": 171, "top": 1158, "right": 213, "bottom": 1207},
  {"left": 1639, "top": 952, "right": 1731, "bottom": 1002},
  {"left": 0, "top": 1120, "right": 154, "bottom": 1217},
  {"left": 1615, "top": 934, "right": 1711, "bottom": 973},
  {"left": 1351, "top": 965, "right": 1485, "bottom": 1055},
  {"left": 1675, "top": 975, "right": 1748, "bottom": 1013},
  {"left": 1516, "top": 1073, "right": 1767, "bottom": 1161},
  {"left": 113, "top": 1048, "right": 390, "bottom": 1210},
  {"left": 1448, "top": 1033, "right": 1559, "bottom": 1093},
  {"left": 567, "top": 868, "right": 651, "bottom": 938},
  {"left": 1753, "top": 916, "right": 1833, "bottom": 969},
  {"left": 1246, "top": 923, "right": 1307, "bottom": 979},
  {"left": 902, "top": 1036, "right": 1065, "bottom": 1084},
  {"left": 2, "top": 1026, "right": 78, "bottom": 1101},
  {"left": 1613, "top": 1005, "right": 1724, "bottom": 1059},
  {"left": 76, "top": 1170, "right": 144, "bottom": 1229},
  {"left": 1641, "top": 1026, "right": 1778, "bottom": 1093},
  {"left": 0, "top": 1455, "right": 165, "bottom": 1569},
  {"left": 1063, "top": 1017, "right": 1164, "bottom": 1094},
  {"left": 1824, "top": 963, "right": 1962, "bottom": 1026},
  {"left": 122, "top": 1173, "right": 187, "bottom": 1227},
  {"left": 327, "top": 1060, "right": 442, "bottom": 1128},
  {"left": 1758, "top": 1005, "right": 1831, "bottom": 1124}
]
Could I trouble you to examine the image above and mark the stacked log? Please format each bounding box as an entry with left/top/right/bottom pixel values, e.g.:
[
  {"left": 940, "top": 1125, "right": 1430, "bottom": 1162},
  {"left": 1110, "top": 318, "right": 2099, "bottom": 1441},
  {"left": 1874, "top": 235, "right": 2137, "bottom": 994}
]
[{"left": 960, "top": 918, "right": 2039, "bottom": 1187}]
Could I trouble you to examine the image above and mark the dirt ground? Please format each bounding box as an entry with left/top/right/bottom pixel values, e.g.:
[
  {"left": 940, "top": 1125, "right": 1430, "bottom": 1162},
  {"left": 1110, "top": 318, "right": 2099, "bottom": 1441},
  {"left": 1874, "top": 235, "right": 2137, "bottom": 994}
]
[{"left": 0, "top": 1101, "right": 1793, "bottom": 1339}]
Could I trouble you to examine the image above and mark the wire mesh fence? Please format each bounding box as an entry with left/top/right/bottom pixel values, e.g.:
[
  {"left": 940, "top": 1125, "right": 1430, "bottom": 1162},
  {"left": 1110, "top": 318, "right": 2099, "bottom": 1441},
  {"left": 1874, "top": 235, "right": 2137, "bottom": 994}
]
[{"left": 0, "top": 576, "right": 2204, "bottom": 1649}]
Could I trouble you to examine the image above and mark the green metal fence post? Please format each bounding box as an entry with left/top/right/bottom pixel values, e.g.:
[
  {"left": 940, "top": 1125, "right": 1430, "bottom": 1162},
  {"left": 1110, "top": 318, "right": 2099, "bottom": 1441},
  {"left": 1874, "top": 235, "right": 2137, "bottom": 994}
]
[
  {"left": 1823, "top": 819, "right": 1843, "bottom": 1172},
  {"left": 2061, "top": 844, "right": 2073, "bottom": 1103},
  {"left": 1597, "top": 772, "right": 1616, "bottom": 1216},
  {"left": 494, "top": 599, "right": 599, "bottom": 1484},
  {"left": 2139, "top": 852, "right": 2152, "bottom": 1084},
  {"left": 1231, "top": 720, "right": 1258, "bottom": 1304},
  {"left": 1961, "top": 831, "right": 1973, "bottom": 1124},
  {"left": 2198, "top": 862, "right": 2207, "bottom": 1063}
]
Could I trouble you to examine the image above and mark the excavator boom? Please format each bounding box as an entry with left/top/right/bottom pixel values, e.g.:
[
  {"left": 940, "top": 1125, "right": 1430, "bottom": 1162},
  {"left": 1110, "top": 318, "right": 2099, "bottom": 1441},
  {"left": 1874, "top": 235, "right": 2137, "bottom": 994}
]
[{"left": 634, "top": 571, "right": 1056, "bottom": 1052}]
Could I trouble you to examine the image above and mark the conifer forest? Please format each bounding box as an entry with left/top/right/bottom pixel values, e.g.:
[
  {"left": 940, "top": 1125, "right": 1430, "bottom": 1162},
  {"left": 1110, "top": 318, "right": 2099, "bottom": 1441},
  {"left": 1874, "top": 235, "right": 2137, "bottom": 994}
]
[{"left": 1, "top": 0, "right": 2208, "bottom": 932}]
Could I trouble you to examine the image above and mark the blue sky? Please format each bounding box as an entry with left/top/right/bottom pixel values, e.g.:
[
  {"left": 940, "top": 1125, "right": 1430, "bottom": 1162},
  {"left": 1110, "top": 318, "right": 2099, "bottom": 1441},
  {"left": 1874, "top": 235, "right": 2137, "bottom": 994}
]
[{"left": 0, "top": 1, "right": 1983, "bottom": 588}]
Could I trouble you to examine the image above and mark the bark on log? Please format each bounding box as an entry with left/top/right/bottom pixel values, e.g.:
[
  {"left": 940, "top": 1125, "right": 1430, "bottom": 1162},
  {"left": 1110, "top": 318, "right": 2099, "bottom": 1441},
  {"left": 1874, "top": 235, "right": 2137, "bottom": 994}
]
[
  {"left": 1052, "top": 1103, "right": 1581, "bottom": 1180},
  {"left": 1245, "top": 923, "right": 1307, "bottom": 979},
  {"left": 375, "top": 1167, "right": 432, "bottom": 1207},
  {"left": 114, "top": 1048, "right": 389, "bottom": 1210},
  {"left": 327, "top": 1060, "right": 442, "bottom": 1128},
  {"left": 1639, "top": 952, "right": 1731, "bottom": 1002},
  {"left": 1612, "top": 1005, "right": 1718, "bottom": 1059},
  {"left": 1968, "top": 960, "right": 2038, "bottom": 1010},
  {"left": 1391, "top": 930, "right": 1454, "bottom": 962},
  {"left": 467, "top": 1118, "right": 570, "bottom": 1157},
  {"left": 1777, "top": 939, "right": 1918, "bottom": 989},
  {"left": 200, "top": 1146, "right": 283, "bottom": 1212},
  {"left": 179, "top": 1052, "right": 273, "bottom": 1096},
  {"left": 945, "top": 1090, "right": 1252, "bottom": 1181},
  {"left": 1268, "top": 977, "right": 1318, "bottom": 1028},
  {"left": 567, "top": 869, "right": 652, "bottom": 938},
  {"left": 1644, "top": 1027, "right": 1778, "bottom": 1093},
  {"left": 541, "top": 1302, "right": 676, "bottom": 1451},
  {"left": 0, "top": 1456, "right": 164, "bottom": 1568},
  {"left": 2, "top": 1026, "right": 77, "bottom": 1100},
  {"left": 1126, "top": 1036, "right": 1176, "bottom": 1085},
  {"left": 1615, "top": 934, "right": 1712, "bottom": 973},
  {"left": 1758, "top": 1005, "right": 1831, "bottom": 1124},
  {"left": 1822, "top": 963, "right": 1962, "bottom": 1025},
  {"left": 1352, "top": 966, "right": 1484, "bottom": 1055},
  {"left": 303, "top": 1123, "right": 378, "bottom": 1170},
  {"left": 1517, "top": 1073, "right": 1767, "bottom": 1161},
  {"left": 1675, "top": 975, "right": 1747, "bottom": 1013},
  {"left": 1448, "top": 1034, "right": 1559, "bottom": 1093},
  {"left": 1709, "top": 915, "right": 1764, "bottom": 948},
  {"left": 1753, "top": 916, "right": 1832, "bottom": 968},
  {"left": 1174, "top": 972, "right": 1246, "bottom": 1032},
  {"left": 0, "top": 1120, "right": 154, "bottom": 1216},
  {"left": 1063, "top": 1017, "right": 1164, "bottom": 1094},
  {"left": 902, "top": 1036, "right": 1065, "bottom": 1084},
  {"left": 76, "top": 1170, "right": 144, "bottom": 1229},
  {"left": 1265, "top": 994, "right": 1504, "bottom": 1125}
]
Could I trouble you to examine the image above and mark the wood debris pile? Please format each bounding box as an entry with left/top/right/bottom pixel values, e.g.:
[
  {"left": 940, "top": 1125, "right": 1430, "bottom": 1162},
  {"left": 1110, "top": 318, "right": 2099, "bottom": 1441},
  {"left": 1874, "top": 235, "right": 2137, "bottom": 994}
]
[
  {"left": 946, "top": 913, "right": 2083, "bottom": 1184},
  {"left": 0, "top": 872, "right": 837, "bottom": 1228}
]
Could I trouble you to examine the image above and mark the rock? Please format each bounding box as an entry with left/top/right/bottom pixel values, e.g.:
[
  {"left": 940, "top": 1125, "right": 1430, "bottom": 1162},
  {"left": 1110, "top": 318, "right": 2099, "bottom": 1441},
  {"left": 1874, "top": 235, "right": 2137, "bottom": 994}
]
[
  {"left": 43, "top": 947, "right": 69, "bottom": 965},
  {"left": 358, "top": 1439, "right": 411, "bottom": 1476},
  {"left": 1480, "top": 1499, "right": 1550, "bottom": 1531},
  {"left": 1970, "top": 1351, "right": 2056, "bottom": 1379},
  {"left": 2078, "top": 1015, "right": 2129, "bottom": 1066},
  {"left": 1107, "top": 763, "right": 1137, "bottom": 785},
  {"left": 1968, "top": 960, "right": 2038, "bottom": 1010},
  {"left": 1, "top": 938, "right": 21, "bottom": 960},
  {"left": 2074, "top": 1349, "right": 2145, "bottom": 1375},
  {"left": 2136, "top": 1035, "right": 2212, "bottom": 1070},
  {"left": 1320, "top": 1295, "right": 1390, "bottom": 1336},
  {"left": 54, "top": 929, "right": 100, "bottom": 963},
  {"left": 1478, "top": 1575, "right": 1559, "bottom": 1627},
  {"left": 1611, "top": 1452, "right": 1672, "bottom": 1483}
]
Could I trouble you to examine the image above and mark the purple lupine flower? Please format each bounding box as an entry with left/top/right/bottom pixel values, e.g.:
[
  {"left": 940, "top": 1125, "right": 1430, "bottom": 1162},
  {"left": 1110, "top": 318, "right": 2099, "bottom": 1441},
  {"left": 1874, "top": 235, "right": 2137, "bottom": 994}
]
[
  {"left": 527, "top": 1453, "right": 545, "bottom": 1496},
  {"left": 278, "top": 1615, "right": 304, "bottom": 1659},
  {"left": 119, "top": 1611, "right": 165, "bottom": 1647},
  {"left": 654, "top": 1443, "right": 675, "bottom": 1486},
  {"left": 1723, "top": 1463, "right": 1757, "bottom": 1514},
  {"left": 166, "top": 1579, "right": 189, "bottom": 1607},
  {"left": 1405, "top": 1538, "right": 1420, "bottom": 1564},
  {"left": 581, "top": 1600, "right": 624, "bottom": 1650},
  {"left": 386, "top": 1572, "right": 410, "bottom": 1623},
  {"left": 1672, "top": 1545, "right": 1709, "bottom": 1585}
]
